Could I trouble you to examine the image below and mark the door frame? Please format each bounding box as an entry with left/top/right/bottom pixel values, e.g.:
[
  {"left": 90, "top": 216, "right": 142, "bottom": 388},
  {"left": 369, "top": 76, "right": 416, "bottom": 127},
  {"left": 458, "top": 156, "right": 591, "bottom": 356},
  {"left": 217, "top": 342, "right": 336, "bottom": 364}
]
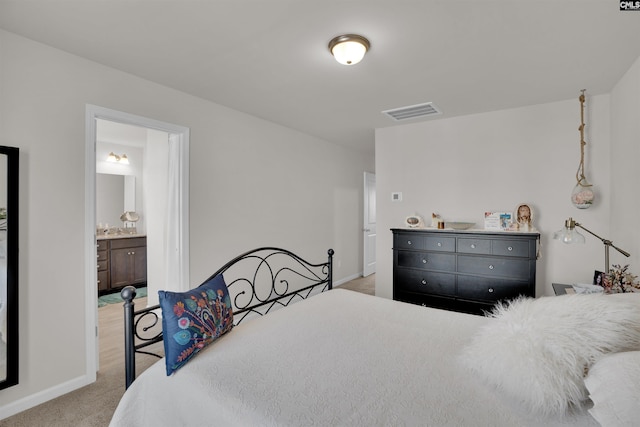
[
  {"left": 84, "top": 104, "right": 190, "bottom": 376},
  {"left": 363, "top": 172, "right": 376, "bottom": 277}
]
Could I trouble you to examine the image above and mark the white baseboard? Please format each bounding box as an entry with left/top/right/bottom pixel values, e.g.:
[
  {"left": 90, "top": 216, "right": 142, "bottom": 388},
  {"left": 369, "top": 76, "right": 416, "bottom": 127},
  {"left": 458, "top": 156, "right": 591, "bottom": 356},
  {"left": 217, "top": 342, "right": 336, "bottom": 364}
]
[
  {"left": 333, "top": 272, "right": 362, "bottom": 287},
  {"left": 0, "top": 374, "right": 93, "bottom": 420}
]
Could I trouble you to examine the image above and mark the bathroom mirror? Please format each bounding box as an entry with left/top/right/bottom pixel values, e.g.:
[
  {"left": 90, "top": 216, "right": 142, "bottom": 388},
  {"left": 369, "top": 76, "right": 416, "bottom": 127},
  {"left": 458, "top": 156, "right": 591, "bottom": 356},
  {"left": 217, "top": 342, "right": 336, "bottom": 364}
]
[
  {"left": 0, "top": 145, "right": 19, "bottom": 390},
  {"left": 96, "top": 174, "right": 135, "bottom": 229}
]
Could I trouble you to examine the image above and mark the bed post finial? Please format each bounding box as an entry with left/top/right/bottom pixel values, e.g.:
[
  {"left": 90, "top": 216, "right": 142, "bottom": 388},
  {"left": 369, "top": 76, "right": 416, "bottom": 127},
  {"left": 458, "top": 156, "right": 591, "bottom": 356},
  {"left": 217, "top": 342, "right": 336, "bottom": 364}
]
[
  {"left": 121, "top": 286, "right": 137, "bottom": 389},
  {"left": 327, "top": 249, "right": 334, "bottom": 290}
]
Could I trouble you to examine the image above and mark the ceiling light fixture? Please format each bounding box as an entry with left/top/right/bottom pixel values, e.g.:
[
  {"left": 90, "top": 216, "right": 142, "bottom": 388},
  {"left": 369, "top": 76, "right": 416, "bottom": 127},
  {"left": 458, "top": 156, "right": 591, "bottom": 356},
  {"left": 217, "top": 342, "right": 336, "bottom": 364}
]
[{"left": 328, "top": 34, "right": 370, "bottom": 65}]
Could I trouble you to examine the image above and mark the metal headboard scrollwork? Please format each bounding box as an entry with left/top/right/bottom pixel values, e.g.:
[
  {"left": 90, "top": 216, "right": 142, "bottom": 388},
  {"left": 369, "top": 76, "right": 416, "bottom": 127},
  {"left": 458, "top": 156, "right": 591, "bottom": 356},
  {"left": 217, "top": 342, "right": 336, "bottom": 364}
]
[{"left": 121, "top": 247, "right": 334, "bottom": 389}]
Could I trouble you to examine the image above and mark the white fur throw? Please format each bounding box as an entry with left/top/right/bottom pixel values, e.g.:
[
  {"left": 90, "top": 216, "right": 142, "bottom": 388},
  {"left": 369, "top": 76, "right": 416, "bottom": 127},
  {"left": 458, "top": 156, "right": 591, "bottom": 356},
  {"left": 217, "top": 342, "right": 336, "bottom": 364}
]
[{"left": 459, "top": 294, "right": 640, "bottom": 417}]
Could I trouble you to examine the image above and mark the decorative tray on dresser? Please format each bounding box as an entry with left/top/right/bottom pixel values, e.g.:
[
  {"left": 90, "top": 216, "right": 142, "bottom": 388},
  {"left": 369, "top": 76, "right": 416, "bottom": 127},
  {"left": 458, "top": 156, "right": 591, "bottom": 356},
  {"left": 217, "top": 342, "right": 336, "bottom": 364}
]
[{"left": 392, "top": 228, "right": 540, "bottom": 315}]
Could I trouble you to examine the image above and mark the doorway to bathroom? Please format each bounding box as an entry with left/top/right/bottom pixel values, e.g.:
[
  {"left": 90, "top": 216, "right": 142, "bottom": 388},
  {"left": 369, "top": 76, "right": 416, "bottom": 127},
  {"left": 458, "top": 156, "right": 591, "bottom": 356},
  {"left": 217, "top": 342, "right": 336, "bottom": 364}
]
[{"left": 85, "top": 105, "right": 190, "bottom": 373}]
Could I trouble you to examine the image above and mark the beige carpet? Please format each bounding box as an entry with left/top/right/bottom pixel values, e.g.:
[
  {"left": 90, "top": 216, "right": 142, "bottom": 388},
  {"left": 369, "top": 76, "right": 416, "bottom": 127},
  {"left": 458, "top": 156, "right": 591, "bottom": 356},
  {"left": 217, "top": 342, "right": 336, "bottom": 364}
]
[
  {"left": 0, "top": 275, "right": 374, "bottom": 426},
  {"left": 336, "top": 273, "right": 375, "bottom": 295},
  {"left": 0, "top": 297, "right": 164, "bottom": 427}
]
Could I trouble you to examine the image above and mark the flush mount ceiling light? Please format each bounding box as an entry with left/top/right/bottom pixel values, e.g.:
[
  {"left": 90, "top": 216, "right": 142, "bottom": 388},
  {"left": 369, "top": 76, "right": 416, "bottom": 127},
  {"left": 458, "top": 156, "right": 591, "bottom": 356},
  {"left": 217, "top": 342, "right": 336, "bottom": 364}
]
[{"left": 328, "top": 34, "right": 370, "bottom": 65}]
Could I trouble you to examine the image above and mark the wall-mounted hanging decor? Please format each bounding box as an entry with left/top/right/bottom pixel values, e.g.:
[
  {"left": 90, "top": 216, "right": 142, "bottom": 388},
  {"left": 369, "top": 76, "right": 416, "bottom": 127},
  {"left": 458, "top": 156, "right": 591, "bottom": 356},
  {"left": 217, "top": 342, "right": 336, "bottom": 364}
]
[{"left": 570, "top": 89, "right": 595, "bottom": 209}]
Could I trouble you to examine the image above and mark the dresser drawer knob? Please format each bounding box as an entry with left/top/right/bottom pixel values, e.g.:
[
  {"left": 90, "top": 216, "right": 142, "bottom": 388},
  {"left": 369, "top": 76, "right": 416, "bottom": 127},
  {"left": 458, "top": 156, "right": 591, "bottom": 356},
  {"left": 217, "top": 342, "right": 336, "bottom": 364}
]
[
  {"left": 470, "top": 244, "right": 476, "bottom": 249},
  {"left": 488, "top": 287, "right": 494, "bottom": 293},
  {"left": 508, "top": 246, "right": 513, "bottom": 251},
  {"left": 437, "top": 242, "right": 442, "bottom": 247},
  {"left": 407, "top": 240, "right": 412, "bottom": 245},
  {"left": 421, "top": 279, "right": 427, "bottom": 285},
  {"left": 488, "top": 264, "right": 494, "bottom": 270},
  {"left": 422, "top": 259, "right": 427, "bottom": 264}
]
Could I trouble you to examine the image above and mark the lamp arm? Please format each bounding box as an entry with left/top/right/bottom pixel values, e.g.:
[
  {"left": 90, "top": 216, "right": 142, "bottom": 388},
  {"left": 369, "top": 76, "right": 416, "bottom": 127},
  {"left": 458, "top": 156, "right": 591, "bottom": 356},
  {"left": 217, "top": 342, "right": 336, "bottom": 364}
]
[
  {"left": 608, "top": 242, "right": 631, "bottom": 258},
  {"left": 575, "top": 222, "right": 631, "bottom": 258}
]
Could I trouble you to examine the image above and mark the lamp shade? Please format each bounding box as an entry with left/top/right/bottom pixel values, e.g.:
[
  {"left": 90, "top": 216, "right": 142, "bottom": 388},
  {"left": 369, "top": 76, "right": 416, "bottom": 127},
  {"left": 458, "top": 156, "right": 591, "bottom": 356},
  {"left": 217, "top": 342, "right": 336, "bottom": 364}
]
[
  {"left": 328, "top": 34, "right": 370, "bottom": 65},
  {"left": 553, "top": 221, "right": 586, "bottom": 244}
]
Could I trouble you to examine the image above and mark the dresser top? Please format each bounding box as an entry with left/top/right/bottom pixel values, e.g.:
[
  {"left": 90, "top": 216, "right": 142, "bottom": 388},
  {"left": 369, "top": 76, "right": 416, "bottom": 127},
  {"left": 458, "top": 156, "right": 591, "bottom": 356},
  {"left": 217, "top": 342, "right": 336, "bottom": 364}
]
[
  {"left": 97, "top": 234, "right": 146, "bottom": 241},
  {"left": 391, "top": 227, "right": 540, "bottom": 237}
]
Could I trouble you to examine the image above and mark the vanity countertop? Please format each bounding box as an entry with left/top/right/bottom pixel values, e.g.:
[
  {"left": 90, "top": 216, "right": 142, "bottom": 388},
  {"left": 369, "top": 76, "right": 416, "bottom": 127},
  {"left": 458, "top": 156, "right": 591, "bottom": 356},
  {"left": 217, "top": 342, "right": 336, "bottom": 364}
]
[{"left": 97, "top": 233, "right": 146, "bottom": 240}]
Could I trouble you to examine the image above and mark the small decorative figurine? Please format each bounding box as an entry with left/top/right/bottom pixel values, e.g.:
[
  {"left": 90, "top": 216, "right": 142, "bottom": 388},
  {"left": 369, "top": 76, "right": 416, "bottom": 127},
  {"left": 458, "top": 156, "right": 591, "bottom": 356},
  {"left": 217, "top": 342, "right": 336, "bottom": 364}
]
[
  {"left": 430, "top": 213, "right": 440, "bottom": 228},
  {"left": 515, "top": 203, "right": 535, "bottom": 231}
]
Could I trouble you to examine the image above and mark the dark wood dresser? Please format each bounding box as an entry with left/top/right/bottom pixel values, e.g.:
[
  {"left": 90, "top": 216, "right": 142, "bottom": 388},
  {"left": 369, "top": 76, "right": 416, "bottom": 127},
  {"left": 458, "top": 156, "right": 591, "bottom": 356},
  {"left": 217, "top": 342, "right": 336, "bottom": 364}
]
[{"left": 392, "top": 228, "right": 539, "bottom": 315}]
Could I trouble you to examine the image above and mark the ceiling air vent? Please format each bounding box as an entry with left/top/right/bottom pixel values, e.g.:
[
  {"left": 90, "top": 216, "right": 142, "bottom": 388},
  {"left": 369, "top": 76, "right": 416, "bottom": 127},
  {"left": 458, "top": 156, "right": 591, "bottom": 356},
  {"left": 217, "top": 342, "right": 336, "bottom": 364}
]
[{"left": 382, "top": 102, "right": 442, "bottom": 121}]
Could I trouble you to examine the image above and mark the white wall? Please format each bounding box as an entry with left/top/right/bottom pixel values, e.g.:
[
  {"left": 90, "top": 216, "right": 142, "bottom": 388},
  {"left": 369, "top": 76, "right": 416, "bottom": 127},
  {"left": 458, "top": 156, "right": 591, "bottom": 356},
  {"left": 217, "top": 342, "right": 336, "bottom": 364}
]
[
  {"left": 375, "top": 95, "right": 612, "bottom": 299},
  {"left": 610, "top": 55, "right": 640, "bottom": 270},
  {"left": 0, "top": 29, "right": 373, "bottom": 417}
]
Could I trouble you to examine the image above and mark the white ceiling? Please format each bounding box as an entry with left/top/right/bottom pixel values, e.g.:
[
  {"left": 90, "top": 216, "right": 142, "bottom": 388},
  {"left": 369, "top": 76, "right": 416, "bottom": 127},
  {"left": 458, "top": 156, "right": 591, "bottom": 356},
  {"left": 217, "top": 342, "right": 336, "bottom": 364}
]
[{"left": 2, "top": 1, "right": 639, "bottom": 154}]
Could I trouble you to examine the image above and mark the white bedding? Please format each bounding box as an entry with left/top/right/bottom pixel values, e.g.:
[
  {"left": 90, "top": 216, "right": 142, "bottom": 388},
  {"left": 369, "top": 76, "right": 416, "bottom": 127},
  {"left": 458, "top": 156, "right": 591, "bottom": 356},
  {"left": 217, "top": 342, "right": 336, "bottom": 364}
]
[{"left": 110, "top": 289, "right": 597, "bottom": 426}]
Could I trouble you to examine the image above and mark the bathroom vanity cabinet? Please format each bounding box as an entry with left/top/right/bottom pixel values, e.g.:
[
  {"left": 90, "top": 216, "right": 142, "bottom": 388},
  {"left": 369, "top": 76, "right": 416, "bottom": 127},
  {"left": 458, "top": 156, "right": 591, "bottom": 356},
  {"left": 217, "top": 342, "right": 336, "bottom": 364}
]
[{"left": 97, "top": 236, "right": 147, "bottom": 294}]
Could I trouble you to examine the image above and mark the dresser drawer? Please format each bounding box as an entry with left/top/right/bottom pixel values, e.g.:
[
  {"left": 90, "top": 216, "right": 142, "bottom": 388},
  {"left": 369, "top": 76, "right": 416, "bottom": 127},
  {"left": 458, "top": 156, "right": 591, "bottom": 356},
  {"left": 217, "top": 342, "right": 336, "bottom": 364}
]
[
  {"left": 396, "top": 268, "right": 456, "bottom": 296},
  {"left": 397, "top": 250, "right": 456, "bottom": 271},
  {"left": 97, "top": 250, "right": 108, "bottom": 262},
  {"left": 97, "top": 260, "right": 108, "bottom": 271},
  {"left": 457, "top": 255, "right": 530, "bottom": 280},
  {"left": 394, "top": 233, "right": 425, "bottom": 250},
  {"left": 97, "top": 240, "right": 109, "bottom": 251},
  {"left": 457, "top": 238, "right": 491, "bottom": 255},
  {"left": 110, "top": 237, "right": 146, "bottom": 249},
  {"left": 424, "top": 236, "right": 455, "bottom": 252},
  {"left": 97, "top": 271, "right": 109, "bottom": 291},
  {"left": 457, "top": 275, "right": 531, "bottom": 302},
  {"left": 492, "top": 239, "right": 531, "bottom": 257}
]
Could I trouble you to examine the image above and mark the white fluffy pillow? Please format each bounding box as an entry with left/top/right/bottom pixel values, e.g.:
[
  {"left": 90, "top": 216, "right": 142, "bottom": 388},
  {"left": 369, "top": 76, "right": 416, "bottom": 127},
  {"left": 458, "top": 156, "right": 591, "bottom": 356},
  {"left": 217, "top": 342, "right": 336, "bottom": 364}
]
[
  {"left": 459, "top": 294, "right": 640, "bottom": 417},
  {"left": 584, "top": 351, "right": 640, "bottom": 426}
]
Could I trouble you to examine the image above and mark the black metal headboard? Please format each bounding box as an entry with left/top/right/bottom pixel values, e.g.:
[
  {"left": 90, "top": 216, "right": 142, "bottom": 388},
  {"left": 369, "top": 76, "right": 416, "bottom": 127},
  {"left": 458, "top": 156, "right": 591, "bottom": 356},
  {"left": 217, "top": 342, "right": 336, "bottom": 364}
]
[{"left": 121, "top": 247, "right": 334, "bottom": 389}]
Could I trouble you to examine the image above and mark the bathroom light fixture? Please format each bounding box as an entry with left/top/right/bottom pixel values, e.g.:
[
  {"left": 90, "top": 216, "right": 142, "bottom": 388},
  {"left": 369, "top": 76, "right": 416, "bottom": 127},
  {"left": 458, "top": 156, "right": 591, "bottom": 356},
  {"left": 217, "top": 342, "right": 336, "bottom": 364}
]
[
  {"left": 107, "top": 152, "right": 130, "bottom": 165},
  {"left": 553, "top": 217, "right": 630, "bottom": 272},
  {"left": 328, "top": 34, "right": 370, "bottom": 65}
]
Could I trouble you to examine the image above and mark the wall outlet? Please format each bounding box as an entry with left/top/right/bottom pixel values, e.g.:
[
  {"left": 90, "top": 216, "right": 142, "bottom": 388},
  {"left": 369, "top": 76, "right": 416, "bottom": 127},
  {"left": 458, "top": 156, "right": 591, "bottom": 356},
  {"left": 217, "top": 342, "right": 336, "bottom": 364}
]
[{"left": 391, "top": 192, "right": 403, "bottom": 202}]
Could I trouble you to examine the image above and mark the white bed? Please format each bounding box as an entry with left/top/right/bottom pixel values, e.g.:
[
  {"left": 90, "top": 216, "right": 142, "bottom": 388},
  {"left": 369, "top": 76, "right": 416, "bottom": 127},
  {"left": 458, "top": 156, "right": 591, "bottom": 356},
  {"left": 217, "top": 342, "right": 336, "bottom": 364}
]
[{"left": 110, "top": 289, "right": 602, "bottom": 427}]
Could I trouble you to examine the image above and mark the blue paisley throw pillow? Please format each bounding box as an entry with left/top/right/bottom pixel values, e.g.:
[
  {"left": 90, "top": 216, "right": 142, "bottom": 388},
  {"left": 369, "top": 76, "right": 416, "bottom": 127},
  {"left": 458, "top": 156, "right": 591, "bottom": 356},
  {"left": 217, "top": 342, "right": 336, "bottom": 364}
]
[{"left": 159, "top": 274, "right": 234, "bottom": 375}]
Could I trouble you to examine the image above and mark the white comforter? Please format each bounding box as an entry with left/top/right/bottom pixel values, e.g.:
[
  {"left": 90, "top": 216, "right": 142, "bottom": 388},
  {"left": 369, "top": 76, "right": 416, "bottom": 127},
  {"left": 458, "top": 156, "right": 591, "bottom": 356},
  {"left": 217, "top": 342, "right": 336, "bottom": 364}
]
[{"left": 110, "top": 289, "right": 597, "bottom": 427}]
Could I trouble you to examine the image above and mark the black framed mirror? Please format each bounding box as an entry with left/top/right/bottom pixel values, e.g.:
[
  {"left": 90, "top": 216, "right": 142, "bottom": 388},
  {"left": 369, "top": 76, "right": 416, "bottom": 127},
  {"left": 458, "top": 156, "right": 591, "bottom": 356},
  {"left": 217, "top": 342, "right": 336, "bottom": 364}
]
[{"left": 0, "top": 145, "right": 19, "bottom": 390}]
